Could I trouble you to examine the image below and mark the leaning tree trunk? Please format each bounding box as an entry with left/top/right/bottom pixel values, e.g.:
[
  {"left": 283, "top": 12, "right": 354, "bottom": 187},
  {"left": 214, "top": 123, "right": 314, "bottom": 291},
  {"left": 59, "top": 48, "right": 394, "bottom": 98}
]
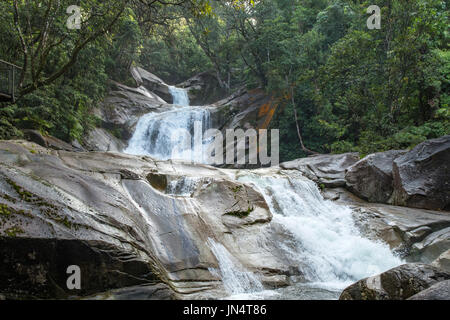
[{"left": 290, "top": 85, "right": 319, "bottom": 156}]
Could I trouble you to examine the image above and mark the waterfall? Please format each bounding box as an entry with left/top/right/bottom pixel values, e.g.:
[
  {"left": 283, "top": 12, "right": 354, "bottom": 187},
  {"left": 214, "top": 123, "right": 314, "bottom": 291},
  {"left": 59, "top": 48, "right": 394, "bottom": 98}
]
[
  {"left": 207, "top": 239, "right": 264, "bottom": 295},
  {"left": 167, "top": 177, "right": 198, "bottom": 196},
  {"left": 238, "top": 173, "right": 403, "bottom": 290},
  {"left": 123, "top": 80, "right": 403, "bottom": 299},
  {"left": 124, "top": 86, "right": 211, "bottom": 162},
  {"left": 169, "top": 85, "right": 190, "bottom": 106}
]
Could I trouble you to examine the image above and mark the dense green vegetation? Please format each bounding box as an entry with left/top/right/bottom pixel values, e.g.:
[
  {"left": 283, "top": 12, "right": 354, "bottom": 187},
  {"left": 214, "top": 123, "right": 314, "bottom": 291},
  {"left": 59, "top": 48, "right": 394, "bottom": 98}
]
[
  {"left": 173, "top": 0, "right": 449, "bottom": 160},
  {"left": 0, "top": 0, "right": 221, "bottom": 141},
  {"left": 0, "top": 0, "right": 448, "bottom": 161}
]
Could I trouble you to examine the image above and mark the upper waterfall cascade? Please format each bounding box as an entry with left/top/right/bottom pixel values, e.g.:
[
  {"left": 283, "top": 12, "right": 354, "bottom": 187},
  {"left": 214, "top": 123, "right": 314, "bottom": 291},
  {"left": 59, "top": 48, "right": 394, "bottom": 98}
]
[
  {"left": 125, "top": 86, "right": 211, "bottom": 162},
  {"left": 169, "top": 85, "right": 190, "bottom": 106}
]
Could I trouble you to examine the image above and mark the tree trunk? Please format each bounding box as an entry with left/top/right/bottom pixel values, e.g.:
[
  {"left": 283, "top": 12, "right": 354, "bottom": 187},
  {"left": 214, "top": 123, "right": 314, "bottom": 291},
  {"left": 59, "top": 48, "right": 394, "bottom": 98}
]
[{"left": 290, "top": 85, "right": 319, "bottom": 155}]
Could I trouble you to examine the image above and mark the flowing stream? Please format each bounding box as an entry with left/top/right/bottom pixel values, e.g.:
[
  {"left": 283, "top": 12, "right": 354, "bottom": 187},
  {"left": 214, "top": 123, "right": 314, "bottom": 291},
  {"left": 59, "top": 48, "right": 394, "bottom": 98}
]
[
  {"left": 124, "top": 86, "right": 211, "bottom": 161},
  {"left": 235, "top": 173, "right": 403, "bottom": 299},
  {"left": 124, "top": 85, "right": 403, "bottom": 299}
]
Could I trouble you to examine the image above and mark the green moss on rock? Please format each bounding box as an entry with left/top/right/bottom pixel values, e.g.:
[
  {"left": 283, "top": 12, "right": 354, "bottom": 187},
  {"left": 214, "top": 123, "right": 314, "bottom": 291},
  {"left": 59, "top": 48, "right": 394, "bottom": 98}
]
[
  {"left": 224, "top": 206, "right": 254, "bottom": 219},
  {"left": 0, "top": 203, "right": 13, "bottom": 217},
  {"left": 4, "top": 226, "right": 25, "bottom": 237},
  {"left": 4, "top": 179, "right": 76, "bottom": 229}
]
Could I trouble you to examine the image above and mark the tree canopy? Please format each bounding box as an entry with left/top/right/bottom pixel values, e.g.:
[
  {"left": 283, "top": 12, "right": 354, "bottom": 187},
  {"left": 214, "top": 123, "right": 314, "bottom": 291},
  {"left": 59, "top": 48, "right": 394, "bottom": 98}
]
[{"left": 0, "top": 0, "right": 448, "bottom": 161}]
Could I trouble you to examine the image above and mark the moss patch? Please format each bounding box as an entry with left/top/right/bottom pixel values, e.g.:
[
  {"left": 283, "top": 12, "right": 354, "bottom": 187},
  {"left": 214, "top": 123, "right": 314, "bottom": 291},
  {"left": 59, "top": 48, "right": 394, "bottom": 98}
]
[
  {"left": 229, "top": 186, "right": 243, "bottom": 194},
  {"left": 224, "top": 206, "right": 254, "bottom": 219},
  {"left": 6, "top": 178, "right": 34, "bottom": 202},
  {"left": 5, "top": 179, "right": 77, "bottom": 230},
  {"left": 1, "top": 193, "right": 17, "bottom": 203},
  {"left": 0, "top": 203, "right": 14, "bottom": 217},
  {"left": 4, "top": 226, "right": 25, "bottom": 237},
  {"left": 0, "top": 202, "right": 32, "bottom": 219}
]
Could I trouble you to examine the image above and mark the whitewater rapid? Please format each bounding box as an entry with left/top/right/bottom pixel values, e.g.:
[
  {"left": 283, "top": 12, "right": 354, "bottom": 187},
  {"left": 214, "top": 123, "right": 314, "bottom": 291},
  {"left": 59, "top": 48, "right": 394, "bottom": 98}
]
[{"left": 238, "top": 173, "right": 402, "bottom": 291}]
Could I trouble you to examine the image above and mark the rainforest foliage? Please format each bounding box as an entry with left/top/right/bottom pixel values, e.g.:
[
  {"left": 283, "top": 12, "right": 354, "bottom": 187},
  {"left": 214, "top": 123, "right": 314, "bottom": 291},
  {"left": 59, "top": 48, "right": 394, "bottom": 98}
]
[{"left": 0, "top": 0, "right": 448, "bottom": 161}]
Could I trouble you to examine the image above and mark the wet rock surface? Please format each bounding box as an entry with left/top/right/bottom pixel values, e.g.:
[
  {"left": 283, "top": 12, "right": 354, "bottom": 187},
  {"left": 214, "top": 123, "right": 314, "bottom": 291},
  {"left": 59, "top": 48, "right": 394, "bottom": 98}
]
[
  {"left": 339, "top": 263, "right": 450, "bottom": 300},
  {"left": 1, "top": 140, "right": 448, "bottom": 299},
  {"left": 131, "top": 66, "right": 172, "bottom": 103},
  {"left": 391, "top": 135, "right": 450, "bottom": 211},
  {"left": 0, "top": 140, "right": 285, "bottom": 299},
  {"left": 325, "top": 187, "right": 450, "bottom": 261},
  {"left": 345, "top": 150, "right": 406, "bottom": 203},
  {"left": 84, "top": 283, "right": 176, "bottom": 300},
  {"left": 88, "top": 81, "right": 166, "bottom": 150},
  {"left": 6, "top": 64, "right": 450, "bottom": 300},
  {"left": 432, "top": 250, "right": 450, "bottom": 272},
  {"left": 281, "top": 153, "right": 360, "bottom": 187},
  {"left": 177, "top": 71, "right": 227, "bottom": 106},
  {"left": 407, "top": 279, "right": 450, "bottom": 300}
]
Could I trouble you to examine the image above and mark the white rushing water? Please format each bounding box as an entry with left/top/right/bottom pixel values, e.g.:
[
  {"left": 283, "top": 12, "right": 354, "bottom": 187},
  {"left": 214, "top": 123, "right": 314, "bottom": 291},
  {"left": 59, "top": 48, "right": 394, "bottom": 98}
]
[
  {"left": 207, "top": 239, "right": 264, "bottom": 295},
  {"left": 238, "top": 173, "right": 403, "bottom": 292},
  {"left": 169, "top": 85, "right": 190, "bottom": 106},
  {"left": 125, "top": 86, "right": 212, "bottom": 162},
  {"left": 166, "top": 177, "right": 199, "bottom": 196}
]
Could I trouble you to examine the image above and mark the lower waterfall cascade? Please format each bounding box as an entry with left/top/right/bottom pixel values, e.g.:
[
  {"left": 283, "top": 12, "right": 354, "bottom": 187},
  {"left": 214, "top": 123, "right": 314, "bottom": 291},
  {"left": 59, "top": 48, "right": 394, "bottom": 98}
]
[
  {"left": 123, "top": 86, "right": 404, "bottom": 299},
  {"left": 207, "top": 238, "right": 264, "bottom": 295},
  {"left": 237, "top": 172, "right": 403, "bottom": 298}
]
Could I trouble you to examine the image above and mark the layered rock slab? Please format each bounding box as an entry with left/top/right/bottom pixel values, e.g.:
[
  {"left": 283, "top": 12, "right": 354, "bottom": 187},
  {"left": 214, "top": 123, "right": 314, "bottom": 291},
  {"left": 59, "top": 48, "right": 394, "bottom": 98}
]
[{"left": 0, "top": 140, "right": 288, "bottom": 299}]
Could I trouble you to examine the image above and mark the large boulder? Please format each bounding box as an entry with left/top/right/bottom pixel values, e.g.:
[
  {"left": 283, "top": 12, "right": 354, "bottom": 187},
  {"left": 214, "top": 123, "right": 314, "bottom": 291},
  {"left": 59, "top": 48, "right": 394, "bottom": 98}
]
[
  {"left": 177, "top": 71, "right": 227, "bottom": 105},
  {"left": 432, "top": 250, "right": 450, "bottom": 272},
  {"left": 100, "top": 81, "right": 166, "bottom": 128},
  {"left": 407, "top": 280, "right": 450, "bottom": 300},
  {"left": 339, "top": 263, "right": 450, "bottom": 300},
  {"left": 281, "top": 153, "right": 360, "bottom": 187},
  {"left": 88, "top": 80, "right": 167, "bottom": 151},
  {"left": 345, "top": 150, "right": 406, "bottom": 203},
  {"left": 391, "top": 135, "right": 450, "bottom": 211},
  {"left": 130, "top": 66, "right": 172, "bottom": 103},
  {"left": 206, "top": 87, "right": 283, "bottom": 168},
  {"left": 83, "top": 127, "right": 126, "bottom": 152},
  {"left": 23, "top": 129, "right": 83, "bottom": 152},
  {"left": 209, "top": 87, "right": 275, "bottom": 131},
  {"left": 132, "top": 67, "right": 228, "bottom": 105},
  {"left": 410, "top": 227, "right": 450, "bottom": 263}
]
